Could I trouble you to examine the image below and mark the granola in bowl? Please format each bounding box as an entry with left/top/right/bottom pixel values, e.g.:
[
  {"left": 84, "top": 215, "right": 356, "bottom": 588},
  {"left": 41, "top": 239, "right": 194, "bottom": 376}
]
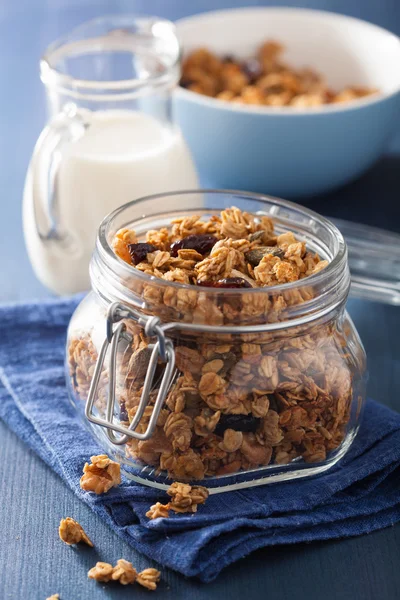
[
  {"left": 180, "top": 41, "right": 378, "bottom": 107},
  {"left": 67, "top": 194, "right": 366, "bottom": 488}
]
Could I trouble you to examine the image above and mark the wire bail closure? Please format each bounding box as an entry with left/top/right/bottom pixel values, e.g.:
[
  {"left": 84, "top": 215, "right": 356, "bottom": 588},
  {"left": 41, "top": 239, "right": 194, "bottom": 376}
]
[{"left": 85, "top": 302, "right": 176, "bottom": 445}]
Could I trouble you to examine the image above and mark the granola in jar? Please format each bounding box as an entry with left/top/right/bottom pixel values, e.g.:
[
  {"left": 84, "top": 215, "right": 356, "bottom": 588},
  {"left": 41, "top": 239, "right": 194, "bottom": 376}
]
[{"left": 67, "top": 193, "right": 366, "bottom": 488}]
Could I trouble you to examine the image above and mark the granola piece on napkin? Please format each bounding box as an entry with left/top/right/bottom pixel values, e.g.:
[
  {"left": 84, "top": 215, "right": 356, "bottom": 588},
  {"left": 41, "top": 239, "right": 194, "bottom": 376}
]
[
  {"left": 80, "top": 454, "right": 121, "bottom": 494},
  {"left": 167, "top": 481, "right": 209, "bottom": 514},
  {"left": 146, "top": 502, "right": 171, "bottom": 520}
]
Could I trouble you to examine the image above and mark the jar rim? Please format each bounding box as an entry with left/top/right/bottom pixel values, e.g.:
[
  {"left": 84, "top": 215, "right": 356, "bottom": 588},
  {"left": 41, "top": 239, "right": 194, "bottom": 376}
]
[
  {"left": 92, "top": 189, "right": 348, "bottom": 305},
  {"left": 40, "top": 15, "right": 181, "bottom": 101}
]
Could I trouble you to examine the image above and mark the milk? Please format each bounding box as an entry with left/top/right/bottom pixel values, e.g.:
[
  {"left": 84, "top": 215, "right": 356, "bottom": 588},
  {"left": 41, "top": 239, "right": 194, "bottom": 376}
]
[{"left": 23, "top": 110, "right": 199, "bottom": 295}]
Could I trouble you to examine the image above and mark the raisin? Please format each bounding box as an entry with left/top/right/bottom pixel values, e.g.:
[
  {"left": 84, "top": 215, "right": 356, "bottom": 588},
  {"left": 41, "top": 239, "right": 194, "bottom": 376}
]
[
  {"left": 197, "top": 277, "right": 252, "bottom": 289},
  {"left": 215, "top": 414, "right": 260, "bottom": 436},
  {"left": 119, "top": 401, "right": 128, "bottom": 423},
  {"left": 128, "top": 243, "right": 157, "bottom": 265},
  {"left": 223, "top": 54, "right": 235, "bottom": 63},
  {"left": 170, "top": 234, "right": 217, "bottom": 257},
  {"left": 180, "top": 78, "right": 194, "bottom": 89},
  {"left": 245, "top": 246, "right": 284, "bottom": 266},
  {"left": 216, "top": 277, "right": 252, "bottom": 288},
  {"left": 241, "top": 58, "right": 262, "bottom": 82},
  {"left": 268, "top": 395, "right": 279, "bottom": 412}
]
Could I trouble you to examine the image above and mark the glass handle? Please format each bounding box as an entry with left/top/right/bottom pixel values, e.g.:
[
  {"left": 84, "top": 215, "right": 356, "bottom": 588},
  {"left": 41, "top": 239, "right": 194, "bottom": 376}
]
[
  {"left": 330, "top": 217, "right": 400, "bottom": 306},
  {"left": 28, "top": 105, "right": 88, "bottom": 249}
]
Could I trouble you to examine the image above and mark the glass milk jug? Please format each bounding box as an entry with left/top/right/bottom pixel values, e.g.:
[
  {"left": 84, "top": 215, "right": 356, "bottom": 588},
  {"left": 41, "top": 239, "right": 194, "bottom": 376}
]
[{"left": 23, "top": 16, "right": 199, "bottom": 295}]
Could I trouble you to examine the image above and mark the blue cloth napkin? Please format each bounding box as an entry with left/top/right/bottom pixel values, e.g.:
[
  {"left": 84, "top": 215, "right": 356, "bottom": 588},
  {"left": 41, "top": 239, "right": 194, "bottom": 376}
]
[{"left": 0, "top": 297, "right": 399, "bottom": 582}]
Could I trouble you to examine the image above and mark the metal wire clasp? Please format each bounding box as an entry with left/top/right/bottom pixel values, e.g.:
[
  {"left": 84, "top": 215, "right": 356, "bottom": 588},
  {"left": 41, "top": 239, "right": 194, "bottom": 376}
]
[{"left": 85, "top": 302, "right": 176, "bottom": 446}]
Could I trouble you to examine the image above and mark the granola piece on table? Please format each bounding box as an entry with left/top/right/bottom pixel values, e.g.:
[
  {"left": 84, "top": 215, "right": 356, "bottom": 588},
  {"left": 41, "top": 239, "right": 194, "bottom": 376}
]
[
  {"left": 88, "top": 562, "right": 114, "bottom": 582},
  {"left": 137, "top": 568, "right": 161, "bottom": 591},
  {"left": 111, "top": 559, "right": 137, "bottom": 585},
  {"left": 88, "top": 560, "right": 138, "bottom": 585},
  {"left": 58, "top": 517, "right": 93, "bottom": 546}
]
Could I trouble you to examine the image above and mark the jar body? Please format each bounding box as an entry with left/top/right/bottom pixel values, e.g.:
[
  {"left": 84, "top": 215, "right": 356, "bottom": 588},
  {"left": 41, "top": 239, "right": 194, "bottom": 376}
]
[
  {"left": 67, "top": 291, "right": 366, "bottom": 490},
  {"left": 66, "top": 192, "right": 367, "bottom": 491},
  {"left": 23, "top": 16, "right": 198, "bottom": 295}
]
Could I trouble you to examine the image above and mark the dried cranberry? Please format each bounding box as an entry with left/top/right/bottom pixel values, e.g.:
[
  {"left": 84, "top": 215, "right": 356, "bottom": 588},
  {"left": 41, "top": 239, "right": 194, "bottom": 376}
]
[
  {"left": 268, "top": 395, "right": 279, "bottom": 412},
  {"left": 241, "top": 58, "right": 262, "bottom": 82},
  {"left": 170, "top": 234, "right": 217, "bottom": 257},
  {"left": 128, "top": 242, "right": 157, "bottom": 265},
  {"left": 215, "top": 414, "right": 260, "bottom": 436}
]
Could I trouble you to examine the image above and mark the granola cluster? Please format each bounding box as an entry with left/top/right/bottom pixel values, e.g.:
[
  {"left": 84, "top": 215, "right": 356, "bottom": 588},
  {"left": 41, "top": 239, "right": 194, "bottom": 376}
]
[
  {"left": 68, "top": 208, "right": 360, "bottom": 481},
  {"left": 180, "top": 42, "right": 377, "bottom": 107},
  {"left": 88, "top": 560, "right": 160, "bottom": 590},
  {"left": 146, "top": 481, "right": 209, "bottom": 519},
  {"left": 80, "top": 454, "right": 121, "bottom": 494},
  {"left": 59, "top": 517, "right": 93, "bottom": 546}
]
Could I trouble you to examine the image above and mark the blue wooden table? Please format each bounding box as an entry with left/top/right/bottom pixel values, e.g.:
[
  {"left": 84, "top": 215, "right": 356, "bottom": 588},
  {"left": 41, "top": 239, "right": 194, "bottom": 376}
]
[{"left": 0, "top": 2, "right": 399, "bottom": 599}]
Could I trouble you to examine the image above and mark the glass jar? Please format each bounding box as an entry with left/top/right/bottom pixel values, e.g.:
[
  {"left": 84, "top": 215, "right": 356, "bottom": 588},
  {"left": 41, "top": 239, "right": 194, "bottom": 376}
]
[
  {"left": 23, "top": 15, "right": 198, "bottom": 296},
  {"left": 66, "top": 190, "right": 367, "bottom": 491}
]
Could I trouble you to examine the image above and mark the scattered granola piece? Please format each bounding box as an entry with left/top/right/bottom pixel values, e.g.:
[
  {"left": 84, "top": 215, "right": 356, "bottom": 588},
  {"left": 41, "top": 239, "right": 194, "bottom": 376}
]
[
  {"left": 137, "top": 568, "right": 161, "bottom": 591},
  {"left": 167, "top": 481, "right": 209, "bottom": 513},
  {"left": 46, "top": 595, "right": 60, "bottom": 600},
  {"left": 88, "top": 560, "right": 145, "bottom": 586},
  {"left": 88, "top": 561, "right": 114, "bottom": 582},
  {"left": 146, "top": 502, "right": 171, "bottom": 520},
  {"left": 80, "top": 454, "right": 121, "bottom": 494},
  {"left": 111, "top": 559, "right": 137, "bottom": 585},
  {"left": 59, "top": 517, "right": 93, "bottom": 547}
]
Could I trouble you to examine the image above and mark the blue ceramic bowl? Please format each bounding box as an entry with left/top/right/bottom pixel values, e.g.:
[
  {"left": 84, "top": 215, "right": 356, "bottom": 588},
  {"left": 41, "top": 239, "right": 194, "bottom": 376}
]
[{"left": 174, "top": 8, "right": 400, "bottom": 198}]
